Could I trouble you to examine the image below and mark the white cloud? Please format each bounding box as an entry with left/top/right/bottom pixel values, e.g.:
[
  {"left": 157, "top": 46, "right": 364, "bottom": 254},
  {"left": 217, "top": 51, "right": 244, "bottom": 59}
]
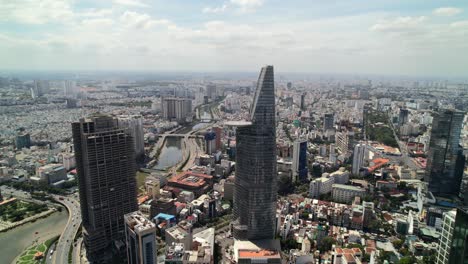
[
  {"left": 370, "top": 16, "right": 426, "bottom": 33},
  {"left": 202, "top": 0, "right": 264, "bottom": 14},
  {"left": 0, "top": 0, "right": 74, "bottom": 24},
  {"left": 81, "top": 18, "right": 115, "bottom": 28},
  {"left": 451, "top": 20, "right": 468, "bottom": 28},
  {"left": 230, "top": 0, "right": 264, "bottom": 12},
  {"left": 433, "top": 7, "right": 462, "bottom": 17},
  {"left": 80, "top": 8, "right": 113, "bottom": 18},
  {"left": 113, "top": 0, "right": 148, "bottom": 8},
  {"left": 120, "top": 11, "right": 170, "bottom": 29},
  {"left": 2, "top": 6, "right": 468, "bottom": 76},
  {"left": 202, "top": 4, "right": 228, "bottom": 14}
]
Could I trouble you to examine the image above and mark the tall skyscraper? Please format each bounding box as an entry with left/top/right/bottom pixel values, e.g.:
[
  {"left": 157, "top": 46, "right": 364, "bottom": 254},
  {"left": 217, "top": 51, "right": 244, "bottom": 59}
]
[
  {"left": 437, "top": 208, "right": 468, "bottom": 264},
  {"left": 323, "top": 113, "right": 334, "bottom": 131},
  {"left": 292, "top": 139, "right": 308, "bottom": 183},
  {"left": 64, "top": 80, "right": 77, "bottom": 97},
  {"left": 118, "top": 115, "right": 145, "bottom": 159},
  {"left": 206, "top": 84, "right": 217, "bottom": 100},
  {"left": 161, "top": 97, "right": 192, "bottom": 122},
  {"left": 352, "top": 143, "right": 367, "bottom": 175},
  {"left": 437, "top": 209, "right": 457, "bottom": 264},
  {"left": 398, "top": 108, "right": 409, "bottom": 126},
  {"left": 300, "top": 92, "right": 306, "bottom": 111},
  {"left": 448, "top": 208, "right": 468, "bottom": 264},
  {"left": 31, "top": 80, "right": 50, "bottom": 98},
  {"left": 72, "top": 114, "right": 138, "bottom": 261},
  {"left": 124, "top": 211, "right": 157, "bottom": 264},
  {"left": 229, "top": 65, "right": 277, "bottom": 240},
  {"left": 425, "top": 109, "right": 465, "bottom": 195}
]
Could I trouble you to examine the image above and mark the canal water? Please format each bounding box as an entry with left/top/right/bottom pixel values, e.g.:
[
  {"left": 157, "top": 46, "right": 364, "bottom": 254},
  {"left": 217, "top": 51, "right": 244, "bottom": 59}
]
[
  {"left": 0, "top": 210, "right": 68, "bottom": 264},
  {"left": 152, "top": 137, "right": 183, "bottom": 170}
]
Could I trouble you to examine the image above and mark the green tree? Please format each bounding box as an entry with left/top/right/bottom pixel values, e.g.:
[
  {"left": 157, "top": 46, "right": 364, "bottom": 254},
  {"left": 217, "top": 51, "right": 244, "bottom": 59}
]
[
  {"left": 278, "top": 175, "right": 294, "bottom": 195},
  {"left": 398, "top": 256, "right": 416, "bottom": 264},
  {"left": 392, "top": 239, "right": 404, "bottom": 249},
  {"left": 318, "top": 236, "right": 336, "bottom": 252}
]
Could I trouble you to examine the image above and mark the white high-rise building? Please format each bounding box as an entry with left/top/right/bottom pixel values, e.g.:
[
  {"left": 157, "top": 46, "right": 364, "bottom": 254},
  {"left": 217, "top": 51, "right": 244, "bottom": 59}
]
[
  {"left": 436, "top": 209, "right": 456, "bottom": 264},
  {"left": 124, "top": 211, "right": 157, "bottom": 264},
  {"left": 292, "top": 139, "right": 308, "bottom": 183},
  {"left": 64, "top": 80, "right": 76, "bottom": 96},
  {"left": 161, "top": 97, "right": 192, "bottom": 122},
  {"left": 352, "top": 143, "right": 367, "bottom": 175},
  {"left": 118, "top": 115, "right": 145, "bottom": 158}
]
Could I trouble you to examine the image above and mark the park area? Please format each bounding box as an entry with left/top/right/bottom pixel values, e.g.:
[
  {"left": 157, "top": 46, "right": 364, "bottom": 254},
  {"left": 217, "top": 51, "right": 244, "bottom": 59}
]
[
  {"left": 16, "top": 236, "right": 58, "bottom": 264},
  {"left": 365, "top": 110, "right": 399, "bottom": 148},
  {"left": 0, "top": 200, "right": 48, "bottom": 223}
]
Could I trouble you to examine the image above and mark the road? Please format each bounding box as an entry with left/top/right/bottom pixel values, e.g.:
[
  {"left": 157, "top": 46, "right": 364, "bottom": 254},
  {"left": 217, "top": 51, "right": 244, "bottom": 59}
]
[
  {"left": 0, "top": 185, "right": 33, "bottom": 200},
  {"left": 52, "top": 195, "right": 82, "bottom": 264},
  {"left": 386, "top": 118, "right": 422, "bottom": 170}
]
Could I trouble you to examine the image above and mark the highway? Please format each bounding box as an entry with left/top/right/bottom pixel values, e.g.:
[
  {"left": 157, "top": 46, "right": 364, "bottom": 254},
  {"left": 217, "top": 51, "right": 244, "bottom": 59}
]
[{"left": 52, "top": 194, "right": 82, "bottom": 264}]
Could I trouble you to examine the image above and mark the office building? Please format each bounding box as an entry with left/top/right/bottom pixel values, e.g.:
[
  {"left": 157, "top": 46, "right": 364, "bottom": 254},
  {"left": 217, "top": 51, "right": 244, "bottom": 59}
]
[
  {"left": 167, "top": 171, "right": 213, "bottom": 198},
  {"left": 352, "top": 143, "right": 367, "bottom": 175},
  {"left": 35, "top": 164, "right": 67, "bottom": 185},
  {"left": 145, "top": 178, "right": 160, "bottom": 200},
  {"left": 437, "top": 209, "right": 457, "bottom": 264},
  {"left": 15, "top": 132, "right": 31, "bottom": 149},
  {"left": 292, "top": 139, "right": 308, "bottom": 182},
  {"left": 398, "top": 108, "right": 409, "bottom": 126},
  {"left": 335, "top": 130, "right": 355, "bottom": 154},
  {"left": 425, "top": 109, "right": 465, "bottom": 195},
  {"left": 323, "top": 113, "right": 334, "bottom": 131},
  {"left": 447, "top": 208, "right": 468, "bottom": 264},
  {"left": 212, "top": 126, "right": 223, "bottom": 150},
  {"left": 64, "top": 80, "right": 76, "bottom": 96},
  {"left": 118, "top": 115, "right": 145, "bottom": 159},
  {"left": 161, "top": 97, "right": 192, "bottom": 122},
  {"left": 31, "top": 80, "right": 50, "bottom": 98},
  {"left": 229, "top": 66, "right": 277, "bottom": 240},
  {"left": 124, "top": 211, "right": 157, "bottom": 264},
  {"left": 300, "top": 93, "right": 306, "bottom": 111},
  {"left": 150, "top": 198, "right": 176, "bottom": 218},
  {"left": 332, "top": 184, "right": 366, "bottom": 203},
  {"left": 234, "top": 240, "right": 281, "bottom": 264},
  {"left": 204, "top": 129, "right": 216, "bottom": 154},
  {"left": 206, "top": 84, "right": 217, "bottom": 100},
  {"left": 72, "top": 114, "right": 138, "bottom": 261},
  {"left": 309, "top": 177, "right": 334, "bottom": 199},
  {"left": 165, "top": 222, "right": 193, "bottom": 250}
]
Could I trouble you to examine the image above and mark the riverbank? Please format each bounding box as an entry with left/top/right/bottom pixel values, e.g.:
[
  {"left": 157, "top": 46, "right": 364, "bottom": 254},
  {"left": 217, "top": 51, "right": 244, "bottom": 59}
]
[
  {"left": 0, "top": 210, "right": 68, "bottom": 264},
  {"left": 0, "top": 208, "right": 57, "bottom": 233}
]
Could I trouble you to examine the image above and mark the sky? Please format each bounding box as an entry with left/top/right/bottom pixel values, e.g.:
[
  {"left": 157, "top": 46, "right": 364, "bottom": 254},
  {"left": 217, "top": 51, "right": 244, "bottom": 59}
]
[{"left": 1, "top": 0, "right": 468, "bottom": 77}]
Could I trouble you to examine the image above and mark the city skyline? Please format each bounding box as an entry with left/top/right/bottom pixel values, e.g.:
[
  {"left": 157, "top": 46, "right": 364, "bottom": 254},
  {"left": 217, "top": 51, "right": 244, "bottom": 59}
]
[{"left": 2, "top": 1, "right": 468, "bottom": 77}]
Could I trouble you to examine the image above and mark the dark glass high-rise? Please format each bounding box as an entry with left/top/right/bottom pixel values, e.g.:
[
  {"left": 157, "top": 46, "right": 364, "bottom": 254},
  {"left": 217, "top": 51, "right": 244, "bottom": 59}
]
[
  {"left": 425, "top": 109, "right": 465, "bottom": 196},
  {"left": 232, "top": 65, "right": 277, "bottom": 240}
]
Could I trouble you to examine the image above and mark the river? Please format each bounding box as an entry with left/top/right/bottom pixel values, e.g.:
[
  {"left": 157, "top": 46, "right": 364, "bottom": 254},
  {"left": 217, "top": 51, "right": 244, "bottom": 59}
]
[
  {"left": 0, "top": 210, "right": 68, "bottom": 264},
  {"left": 152, "top": 137, "right": 183, "bottom": 170}
]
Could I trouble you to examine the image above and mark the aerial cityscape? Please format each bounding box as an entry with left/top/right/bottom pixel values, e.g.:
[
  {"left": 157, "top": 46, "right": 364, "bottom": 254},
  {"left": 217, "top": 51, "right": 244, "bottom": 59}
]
[{"left": 1, "top": 1, "right": 468, "bottom": 264}]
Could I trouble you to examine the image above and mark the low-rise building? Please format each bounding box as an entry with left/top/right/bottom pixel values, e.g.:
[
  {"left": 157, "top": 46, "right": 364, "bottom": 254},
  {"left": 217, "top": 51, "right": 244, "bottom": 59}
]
[{"left": 332, "top": 184, "right": 366, "bottom": 204}]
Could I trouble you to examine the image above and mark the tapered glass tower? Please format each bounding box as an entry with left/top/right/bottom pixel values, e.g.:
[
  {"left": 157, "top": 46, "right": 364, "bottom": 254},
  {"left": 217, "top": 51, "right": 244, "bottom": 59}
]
[{"left": 231, "top": 65, "right": 277, "bottom": 240}]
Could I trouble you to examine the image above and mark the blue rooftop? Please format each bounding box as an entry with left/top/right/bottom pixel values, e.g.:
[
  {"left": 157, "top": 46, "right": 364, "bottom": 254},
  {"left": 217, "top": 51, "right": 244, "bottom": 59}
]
[{"left": 154, "top": 213, "right": 175, "bottom": 221}]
